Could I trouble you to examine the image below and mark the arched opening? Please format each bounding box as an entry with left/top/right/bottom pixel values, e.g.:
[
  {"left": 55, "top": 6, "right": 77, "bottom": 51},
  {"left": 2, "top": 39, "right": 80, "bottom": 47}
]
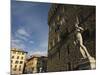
[{"left": 82, "top": 29, "right": 90, "bottom": 42}]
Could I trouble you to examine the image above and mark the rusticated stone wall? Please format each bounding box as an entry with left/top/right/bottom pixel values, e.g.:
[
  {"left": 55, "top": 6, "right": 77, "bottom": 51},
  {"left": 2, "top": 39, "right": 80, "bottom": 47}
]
[{"left": 47, "top": 4, "right": 96, "bottom": 72}]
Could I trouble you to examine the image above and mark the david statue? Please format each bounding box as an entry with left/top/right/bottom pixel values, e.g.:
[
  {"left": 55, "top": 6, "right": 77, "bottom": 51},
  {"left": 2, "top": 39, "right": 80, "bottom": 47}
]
[{"left": 74, "top": 16, "right": 95, "bottom": 69}]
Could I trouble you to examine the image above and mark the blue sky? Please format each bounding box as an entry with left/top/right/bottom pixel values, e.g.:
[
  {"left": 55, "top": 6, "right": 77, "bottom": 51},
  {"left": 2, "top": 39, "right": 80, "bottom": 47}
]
[{"left": 11, "top": 0, "right": 51, "bottom": 56}]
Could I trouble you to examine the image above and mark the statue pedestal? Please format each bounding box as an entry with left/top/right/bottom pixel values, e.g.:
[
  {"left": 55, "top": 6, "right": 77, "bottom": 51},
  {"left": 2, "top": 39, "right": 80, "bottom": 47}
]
[
  {"left": 88, "top": 56, "right": 96, "bottom": 69},
  {"left": 75, "top": 57, "right": 96, "bottom": 70}
]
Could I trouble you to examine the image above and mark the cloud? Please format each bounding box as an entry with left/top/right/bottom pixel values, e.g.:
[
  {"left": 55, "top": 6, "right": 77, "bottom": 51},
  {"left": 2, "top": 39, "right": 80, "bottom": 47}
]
[
  {"left": 11, "top": 39, "right": 21, "bottom": 44},
  {"left": 29, "top": 41, "right": 34, "bottom": 44},
  {"left": 11, "top": 43, "right": 25, "bottom": 49},
  {"left": 11, "top": 1, "right": 50, "bottom": 56},
  {"left": 11, "top": 39, "right": 26, "bottom": 50},
  {"left": 17, "top": 28, "right": 30, "bottom": 37},
  {"left": 15, "top": 28, "right": 30, "bottom": 41},
  {"left": 15, "top": 33, "right": 28, "bottom": 41},
  {"left": 28, "top": 50, "right": 47, "bottom": 56}
]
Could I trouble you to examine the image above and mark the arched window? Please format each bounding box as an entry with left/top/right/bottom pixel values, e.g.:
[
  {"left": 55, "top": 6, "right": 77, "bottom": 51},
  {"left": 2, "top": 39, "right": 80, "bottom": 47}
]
[
  {"left": 60, "top": 17, "right": 65, "bottom": 25},
  {"left": 53, "top": 39, "right": 55, "bottom": 46},
  {"left": 49, "top": 26, "right": 51, "bottom": 32},
  {"left": 82, "top": 29, "right": 90, "bottom": 41},
  {"left": 57, "top": 34, "right": 60, "bottom": 42}
]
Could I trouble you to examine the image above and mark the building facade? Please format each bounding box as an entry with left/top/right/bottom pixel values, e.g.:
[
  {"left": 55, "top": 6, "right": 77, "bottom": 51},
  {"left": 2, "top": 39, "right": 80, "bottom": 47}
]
[
  {"left": 11, "top": 48, "right": 27, "bottom": 74},
  {"left": 47, "top": 4, "right": 96, "bottom": 72},
  {"left": 24, "top": 55, "right": 47, "bottom": 74}
]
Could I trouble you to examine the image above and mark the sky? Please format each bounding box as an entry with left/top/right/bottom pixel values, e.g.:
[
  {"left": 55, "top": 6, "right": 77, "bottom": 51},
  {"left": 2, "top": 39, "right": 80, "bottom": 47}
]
[{"left": 11, "top": 0, "right": 51, "bottom": 56}]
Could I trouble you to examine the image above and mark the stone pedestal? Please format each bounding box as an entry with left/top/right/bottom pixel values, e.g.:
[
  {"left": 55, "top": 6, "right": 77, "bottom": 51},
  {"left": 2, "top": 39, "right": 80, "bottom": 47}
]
[
  {"left": 88, "top": 57, "right": 96, "bottom": 69},
  {"left": 74, "top": 57, "right": 96, "bottom": 70}
]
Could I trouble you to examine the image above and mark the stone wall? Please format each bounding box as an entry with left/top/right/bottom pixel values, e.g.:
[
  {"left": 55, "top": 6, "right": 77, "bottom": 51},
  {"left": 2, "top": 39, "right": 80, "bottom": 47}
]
[{"left": 47, "top": 4, "right": 96, "bottom": 72}]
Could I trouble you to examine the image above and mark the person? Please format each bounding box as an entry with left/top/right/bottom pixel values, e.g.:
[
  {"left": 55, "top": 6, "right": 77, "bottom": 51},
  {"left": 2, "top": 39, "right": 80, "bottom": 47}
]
[{"left": 74, "top": 16, "right": 91, "bottom": 59}]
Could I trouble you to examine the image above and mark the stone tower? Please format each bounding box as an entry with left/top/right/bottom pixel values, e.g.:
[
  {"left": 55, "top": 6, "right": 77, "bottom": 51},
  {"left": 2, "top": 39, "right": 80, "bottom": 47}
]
[{"left": 47, "top": 4, "right": 96, "bottom": 72}]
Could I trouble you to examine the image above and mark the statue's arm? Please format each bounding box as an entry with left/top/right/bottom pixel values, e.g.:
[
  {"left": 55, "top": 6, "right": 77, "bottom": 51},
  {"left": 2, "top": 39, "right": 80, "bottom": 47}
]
[{"left": 79, "top": 27, "right": 84, "bottom": 31}]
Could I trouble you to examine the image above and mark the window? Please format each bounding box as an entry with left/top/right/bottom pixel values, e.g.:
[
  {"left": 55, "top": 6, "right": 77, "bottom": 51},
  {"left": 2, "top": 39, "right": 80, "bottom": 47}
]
[
  {"left": 32, "top": 67, "right": 34, "bottom": 70},
  {"left": 13, "top": 68, "right": 16, "bottom": 71},
  {"left": 19, "top": 65, "right": 21, "bottom": 68},
  {"left": 17, "top": 56, "right": 19, "bottom": 59},
  {"left": 62, "top": 6, "right": 65, "bottom": 12},
  {"left": 49, "top": 44, "right": 51, "bottom": 50},
  {"left": 12, "top": 56, "right": 14, "bottom": 59},
  {"left": 19, "top": 65, "right": 21, "bottom": 71},
  {"left": 60, "top": 20, "right": 63, "bottom": 25},
  {"left": 57, "top": 34, "right": 60, "bottom": 42},
  {"left": 19, "top": 68, "right": 21, "bottom": 71},
  {"left": 58, "top": 50, "right": 60, "bottom": 59},
  {"left": 17, "top": 52, "right": 21, "bottom": 54},
  {"left": 67, "top": 45, "right": 70, "bottom": 55},
  {"left": 14, "top": 65, "right": 17, "bottom": 71},
  {"left": 21, "top": 57, "right": 24, "bottom": 60},
  {"left": 53, "top": 22, "right": 55, "bottom": 27},
  {"left": 49, "top": 27, "right": 51, "bottom": 32},
  {"left": 13, "top": 51, "right": 16, "bottom": 54},
  {"left": 82, "top": 29, "right": 90, "bottom": 41},
  {"left": 15, "top": 65, "right": 17, "bottom": 68},
  {"left": 68, "top": 62, "right": 71, "bottom": 70},
  {"left": 51, "top": 56, "right": 52, "bottom": 63},
  {"left": 20, "top": 61, "right": 23, "bottom": 64},
  {"left": 60, "top": 18, "right": 65, "bottom": 25},
  {"left": 55, "top": 25, "right": 60, "bottom": 32},
  {"left": 57, "top": 16, "right": 60, "bottom": 21},
  {"left": 11, "top": 60, "right": 13, "bottom": 63},
  {"left": 15, "top": 60, "right": 19, "bottom": 64},
  {"left": 53, "top": 39, "right": 55, "bottom": 46},
  {"left": 22, "top": 52, "right": 24, "bottom": 55},
  {"left": 50, "top": 42, "right": 53, "bottom": 48},
  {"left": 11, "top": 65, "right": 12, "bottom": 68}
]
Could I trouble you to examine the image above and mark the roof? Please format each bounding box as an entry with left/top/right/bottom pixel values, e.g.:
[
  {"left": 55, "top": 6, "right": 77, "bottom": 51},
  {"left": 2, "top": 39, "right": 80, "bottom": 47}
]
[
  {"left": 26, "top": 54, "right": 47, "bottom": 61},
  {"left": 11, "top": 48, "right": 28, "bottom": 53}
]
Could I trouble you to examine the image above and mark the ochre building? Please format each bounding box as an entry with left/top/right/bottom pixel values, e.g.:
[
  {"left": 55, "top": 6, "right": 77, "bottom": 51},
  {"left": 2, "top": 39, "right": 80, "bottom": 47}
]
[
  {"left": 11, "top": 48, "right": 27, "bottom": 74},
  {"left": 24, "top": 55, "right": 47, "bottom": 74}
]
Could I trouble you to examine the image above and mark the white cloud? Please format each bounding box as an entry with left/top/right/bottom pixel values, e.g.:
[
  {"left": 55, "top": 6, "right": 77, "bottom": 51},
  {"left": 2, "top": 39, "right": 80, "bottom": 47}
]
[
  {"left": 29, "top": 41, "right": 34, "bottom": 44},
  {"left": 11, "top": 39, "right": 26, "bottom": 50},
  {"left": 28, "top": 50, "right": 47, "bottom": 56},
  {"left": 11, "top": 39, "right": 21, "bottom": 43},
  {"left": 15, "top": 33, "right": 28, "bottom": 41},
  {"left": 11, "top": 42, "right": 25, "bottom": 49},
  {"left": 14, "top": 28, "right": 30, "bottom": 41},
  {"left": 17, "top": 28, "right": 30, "bottom": 37}
]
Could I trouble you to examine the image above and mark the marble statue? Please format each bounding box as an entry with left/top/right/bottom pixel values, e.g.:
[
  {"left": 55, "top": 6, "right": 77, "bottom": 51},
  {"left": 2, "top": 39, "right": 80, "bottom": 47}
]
[{"left": 74, "top": 16, "right": 91, "bottom": 59}]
